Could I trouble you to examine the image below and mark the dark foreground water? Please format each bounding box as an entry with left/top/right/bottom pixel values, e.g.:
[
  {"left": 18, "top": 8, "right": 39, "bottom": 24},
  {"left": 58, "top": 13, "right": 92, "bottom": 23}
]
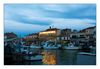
[{"left": 4, "top": 49, "right": 96, "bottom": 65}]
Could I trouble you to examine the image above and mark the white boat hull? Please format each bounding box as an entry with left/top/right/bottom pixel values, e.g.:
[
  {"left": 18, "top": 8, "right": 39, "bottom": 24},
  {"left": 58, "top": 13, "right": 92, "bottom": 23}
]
[
  {"left": 43, "top": 47, "right": 59, "bottom": 49},
  {"left": 63, "top": 46, "right": 79, "bottom": 50},
  {"left": 30, "top": 46, "right": 41, "bottom": 49},
  {"left": 24, "top": 55, "right": 42, "bottom": 61},
  {"left": 78, "top": 52, "right": 96, "bottom": 56}
]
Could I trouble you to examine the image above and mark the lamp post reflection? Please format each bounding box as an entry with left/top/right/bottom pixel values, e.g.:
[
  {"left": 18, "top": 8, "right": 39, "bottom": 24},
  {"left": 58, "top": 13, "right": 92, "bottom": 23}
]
[{"left": 42, "top": 52, "right": 56, "bottom": 65}]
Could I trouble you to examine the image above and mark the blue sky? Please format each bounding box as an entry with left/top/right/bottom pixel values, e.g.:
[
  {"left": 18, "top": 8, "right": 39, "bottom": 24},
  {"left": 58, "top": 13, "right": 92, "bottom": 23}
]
[{"left": 4, "top": 4, "right": 96, "bottom": 36}]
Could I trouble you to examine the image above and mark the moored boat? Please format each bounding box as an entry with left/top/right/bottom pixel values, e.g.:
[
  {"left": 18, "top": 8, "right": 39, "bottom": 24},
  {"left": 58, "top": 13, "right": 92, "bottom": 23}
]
[
  {"left": 23, "top": 55, "right": 42, "bottom": 61},
  {"left": 63, "top": 43, "right": 80, "bottom": 50},
  {"left": 30, "top": 45, "right": 41, "bottom": 49},
  {"left": 43, "top": 41, "right": 60, "bottom": 49}
]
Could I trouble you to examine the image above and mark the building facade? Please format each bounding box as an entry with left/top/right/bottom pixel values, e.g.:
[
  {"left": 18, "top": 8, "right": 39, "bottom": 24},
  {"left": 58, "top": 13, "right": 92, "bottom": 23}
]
[
  {"left": 70, "top": 26, "right": 96, "bottom": 47},
  {"left": 39, "top": 27, "right": 61, "bottom": 41},
  {"left": 56, "top": 29, "right": 71, "bottom": 44},
  {"left": 4, "top": 32, "right": 17, "bottom": 39}
]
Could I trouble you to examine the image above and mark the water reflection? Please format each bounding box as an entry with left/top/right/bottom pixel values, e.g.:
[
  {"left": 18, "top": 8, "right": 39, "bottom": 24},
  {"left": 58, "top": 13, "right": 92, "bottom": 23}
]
[
  {"left": 4, "top": 48, "right": 96, "bottom": 65},
  {"left": 42, "top": 50, "right": 56, "bottom": 65},
  {"left": 57, "top": 50, "right": 78, "bottom": 65},
  {"left": 41, "top": 50, "right": 78, "bottom": 65}
]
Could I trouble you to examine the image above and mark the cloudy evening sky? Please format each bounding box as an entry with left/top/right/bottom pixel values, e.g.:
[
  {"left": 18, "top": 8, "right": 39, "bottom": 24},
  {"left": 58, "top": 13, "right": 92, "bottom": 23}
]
[{"left": 4, "top": 4, "right": 96, "bottom": 36}]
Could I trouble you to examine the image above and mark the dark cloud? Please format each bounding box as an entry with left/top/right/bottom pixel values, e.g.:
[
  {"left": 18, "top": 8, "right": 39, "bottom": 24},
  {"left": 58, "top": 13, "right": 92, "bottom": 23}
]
[{"left": 8, "top": 14, "right": 52, "bottom": 26}]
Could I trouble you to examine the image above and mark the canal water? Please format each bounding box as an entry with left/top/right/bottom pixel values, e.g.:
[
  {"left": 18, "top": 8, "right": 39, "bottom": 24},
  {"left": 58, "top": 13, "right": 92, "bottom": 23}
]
[{"left": 20, "top": 49, "right": 96, "bottom": 65}]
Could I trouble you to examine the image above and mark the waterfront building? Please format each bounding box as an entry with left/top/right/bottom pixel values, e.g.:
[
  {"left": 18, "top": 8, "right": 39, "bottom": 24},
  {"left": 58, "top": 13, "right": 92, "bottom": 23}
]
[
  {"left": 57, "top": 29, "right": 71, "bottom": 44},
  {"left": 23, "top": 33, "right": 39, "bottom": 45},
  {"left": 70, "top": 26, "right": 96, "bottom": 47},
  {"left": 80, "top": 26, "right": 96, "bottom": 47},
  {"left": 24, "top": 33, "right": 38, "bottom": 40},
  {"left": 70, "top": 32, "right": 87, "bottom": 46},
  {"left": 39, "top": 27, "right": 61, "bottom": 41},
  {"left": 4, "top": 32, "right": 17, "bottom": 39}
]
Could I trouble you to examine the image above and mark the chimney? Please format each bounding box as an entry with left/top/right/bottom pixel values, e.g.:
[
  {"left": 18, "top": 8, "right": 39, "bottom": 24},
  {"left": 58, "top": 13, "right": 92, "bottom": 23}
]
[{"left": 49, "top": 26, "right": 51, "bottom": 29}]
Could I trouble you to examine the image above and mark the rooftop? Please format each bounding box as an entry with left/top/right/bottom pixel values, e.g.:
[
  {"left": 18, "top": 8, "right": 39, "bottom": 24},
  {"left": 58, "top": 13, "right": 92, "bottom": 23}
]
[{"left": 79, "top": 26, "right": 96, "bottom": 33}]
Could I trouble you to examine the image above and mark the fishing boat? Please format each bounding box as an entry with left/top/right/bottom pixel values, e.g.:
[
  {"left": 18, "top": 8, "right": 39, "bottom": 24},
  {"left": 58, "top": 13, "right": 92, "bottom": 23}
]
[
  {"left": 23, "top": 55, "right": 43, "bottom": 61},
  {"left": 78, "top": 52, "right": 96, "bottom": 56},
  {"left": 30, "top": 45, "right": 41, "bottom": 49},
  {"left": 63, "top": 43, "right": 79, "bottom": 50},
  {"left": 43, "top": 41, "right": 60, "bottom": 49},
  {"left": 89, "top": 46, "right": 96, "bottom": 54},
  {"left": 43, "top": 46, "right": 59, "bottom": 49},
  {"left": 30, "top": 43, "right": 41, "bottom": 49}
]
